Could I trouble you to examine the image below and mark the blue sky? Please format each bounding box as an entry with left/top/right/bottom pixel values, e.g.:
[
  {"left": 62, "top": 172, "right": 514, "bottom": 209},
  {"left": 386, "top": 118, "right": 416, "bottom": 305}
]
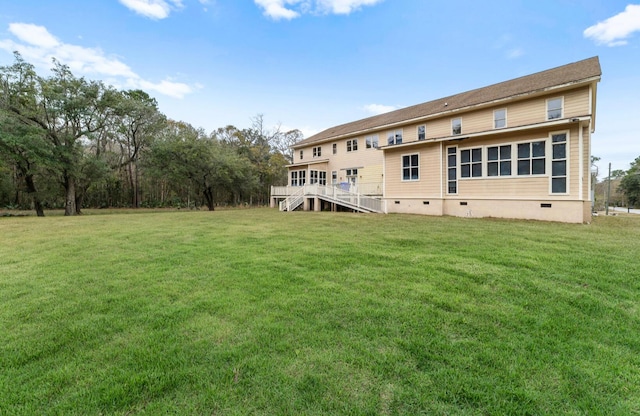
[{"left": 0, "top": 1, "right": 639, "bottom": 176}]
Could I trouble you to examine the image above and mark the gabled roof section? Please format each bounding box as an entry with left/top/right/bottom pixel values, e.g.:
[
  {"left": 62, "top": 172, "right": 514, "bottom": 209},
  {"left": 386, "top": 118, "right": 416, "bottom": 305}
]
[{"left": 294, "top": 57, "right": 601, "bottom": 148}]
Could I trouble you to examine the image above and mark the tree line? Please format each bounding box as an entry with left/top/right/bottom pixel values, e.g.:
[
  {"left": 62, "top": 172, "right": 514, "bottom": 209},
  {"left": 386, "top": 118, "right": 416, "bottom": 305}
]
[
  {"left": 614, "top": 156, "right": 640, "bottom": 208},
  {"left": 0, "top": 53, "right": 300, "bottom": 216}
]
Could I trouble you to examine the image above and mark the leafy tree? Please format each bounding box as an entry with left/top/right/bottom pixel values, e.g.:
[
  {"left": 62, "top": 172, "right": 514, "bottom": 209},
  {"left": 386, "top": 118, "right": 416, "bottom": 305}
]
[
  {"left": 112, "top": 89, "right": 166, "bottom": 208},
  {"left": 146, "top": 121, "right": 255, "bottom": 210},
  {"left": 618, "top": 157, "right": 640, "bottom": 207},
  {"left": 0, "top": 53, "right": 117, "bottom": 215},
  {"left": 0, "top": 56, "right": 56, "bottom": 216}
]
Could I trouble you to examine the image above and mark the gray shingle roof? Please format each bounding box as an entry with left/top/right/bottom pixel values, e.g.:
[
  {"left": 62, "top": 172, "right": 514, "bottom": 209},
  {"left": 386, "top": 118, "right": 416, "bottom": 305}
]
[{"left": 294, "top": 56, "right": 601, "bottom": 148}]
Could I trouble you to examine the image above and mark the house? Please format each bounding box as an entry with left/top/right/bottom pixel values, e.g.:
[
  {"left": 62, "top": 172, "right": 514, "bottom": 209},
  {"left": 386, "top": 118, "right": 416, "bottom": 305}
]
[{"left": 270, "top": 57, "right": 602, "bottom": 223}]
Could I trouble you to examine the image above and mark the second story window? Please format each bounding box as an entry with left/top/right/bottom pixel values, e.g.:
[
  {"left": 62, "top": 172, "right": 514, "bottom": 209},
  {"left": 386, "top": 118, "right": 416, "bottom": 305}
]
[
  {"left": 418, "top": 125, "right": 426, "bottom": 141},
  {"left": 494, "top": 109, "right": 506, "bottom": 129},
  {"left": 366, "top": 135, "right": 379, "bottom": 149},
  {"left": 387, "top": 129, "right": 403, "bottom": 145},
  {"left": 313, "top": 146, "right": 321, "bottom": 157},
  {"left": 332, "top": 143, "right": 337, "bottom": 154},
  {"left": 547, "top": 97, "right": 563, "bottom": 120},
  {"left": 299, "top": 150, "right": 303, "bottom": 160},
  {"left": 452, "top": 118, "right": 462, "bottom": 135},
  {"left": 347, "top": 139, "right": 358, "bottom": 152}
]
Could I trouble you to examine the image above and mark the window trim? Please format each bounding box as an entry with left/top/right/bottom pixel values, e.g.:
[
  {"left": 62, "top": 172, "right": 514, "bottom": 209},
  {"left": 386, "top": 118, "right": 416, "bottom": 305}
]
[
  {"left": 347, "top": 139, "right": 358, "bottom": 152},
  {"left": 401, "top": 152, "right": 420, "bottom": 182},
  {"left": 417, "top": 125, "right": 426, "bottom": 141},
  {"left": 517, "top": 140, "right": 546, "bottom": 176},
  {"left": 452, "top": 118, "right": 462, "bottom": 135},
  {"left": 312, "top": 146, "right": 322, "bottom": 158},
  {"left": 299, "top": 150, "right": 303, "bottom": 160},
  {"left": 365, "top": 134, "right": 379, "bottom": 149},
  {"left": 387, "top": 129, "right": 403, "bottom": 146},
  {"left": 332, "top": 143, "right": 337, "bottom": 154},
  {"left": 486, "top": 144, "right": 512, "bottom": 177},
  {"left": 549, "top": 130, "right": 570, "bottom": 195},
  {"left": 290, "top": 169, "right": 307, "bottom": 186},
  {"left": 494, "top": 108, "right": 507, "bottom": 129},
  {"left": 446, "top": 146, "right": 458, "bottom": 194},
  {"left": 459, "top": 147, "right": 483, "bottom": 179},
  {"left": 546, "top": 96, "right": 564, "bottom": 121}
]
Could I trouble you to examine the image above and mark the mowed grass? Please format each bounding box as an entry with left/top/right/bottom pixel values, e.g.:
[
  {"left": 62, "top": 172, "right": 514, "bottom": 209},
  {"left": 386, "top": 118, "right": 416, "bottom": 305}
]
[{"left": 1, "top": 209, "right": 639, "bottom": 415}]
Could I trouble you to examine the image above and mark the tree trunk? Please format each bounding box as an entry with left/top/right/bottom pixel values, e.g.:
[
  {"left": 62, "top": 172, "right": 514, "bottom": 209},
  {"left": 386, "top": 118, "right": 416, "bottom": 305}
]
[
  {"left": 24, "top": 174, "right": 45, "bottom": 217},
  {"left": 204, "top": 187, "right": 215, "bottom": 211},
  {"left": 75, "top": 192, "right": 84, "bottom": 215},
  {"left": 64, "top": 173, "right": 76, "bottom": 216},
  {"left": 128, "top": 162, "right": 139, "bottom": 208}
]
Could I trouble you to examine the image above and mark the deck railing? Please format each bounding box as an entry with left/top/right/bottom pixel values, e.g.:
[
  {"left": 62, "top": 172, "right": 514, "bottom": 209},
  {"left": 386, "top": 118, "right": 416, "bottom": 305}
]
[
  {"left": 271, "top": 182, "right": 382, "bottom": 197},
  {"left": 274, "top": 184, "right": 384, "bottom": 213},
  {"left": 278, "top": 187, "right": 305, "bottom": 211}
]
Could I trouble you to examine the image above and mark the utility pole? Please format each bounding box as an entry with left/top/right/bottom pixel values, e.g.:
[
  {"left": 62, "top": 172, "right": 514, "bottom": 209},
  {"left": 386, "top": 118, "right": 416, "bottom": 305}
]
[{"left": 606, "top": 162, "right": 611, "bottom": 216}]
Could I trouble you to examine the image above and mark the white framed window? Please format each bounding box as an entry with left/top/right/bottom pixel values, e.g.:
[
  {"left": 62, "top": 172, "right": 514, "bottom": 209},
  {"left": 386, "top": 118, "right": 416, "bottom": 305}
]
[
  {"left": 299, "top": 150, "right": 303, "bottom": 160},
  {"left": 332, "top": 143, "right": 337, "bottom": 154},
  {"left": 312, "top": 146, "right": 321, "bottom": 157},
  {"left": 547, "top": 97, "right": 563, "bottom": 120},
  {"left": 346, "top": 168, "right": 358, "bottom": 185},
  {"left": 517, "top": 141, "right": 546, "bottom": 175},
  {"left": 418, "top": 125, "right": 426, "bottom": 141},
  {"left": 366, "top": 134, "right": 379, "bottom": 149},
  {"left": 487, "top": 145, "right": 512, "bottom": 176},
  {"left": 460, "top": 148, "right": 482, "bottom": 178},
  {"left": 447, "top": 146, "right": 457, "bottom": 194},
  {"left": 402, "top": 153, "right": 419, "bottom": 181},
  {"left": 347, "top": 139, "right": 358, "bottom": 152},
  {"left": 494, "top": 109, "right": 507, "bottom": 129},
  {"left": 551, "top": 132, "right": 568, "bottom": 193},
  {"left": 290, "top": 170, "right": 306, "bottom": 186},
  {"left": 319, "top": 171, "right": 327, "bottom": 186},
  {"left": 310, "top": 170, "right": 319, "bottom": 184},
  {"left": 331, "top": 171, "right": 337, "bottom": 184},
  {"left": 452, "top": 118, "right": 462, "bottom": 135},
  {"left": 387, "top": 129, "right": 403, "bottom": 145}
]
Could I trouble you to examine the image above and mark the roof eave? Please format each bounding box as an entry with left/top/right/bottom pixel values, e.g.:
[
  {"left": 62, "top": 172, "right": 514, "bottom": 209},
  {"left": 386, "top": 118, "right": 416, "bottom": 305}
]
[
  {"left": 378, "top": 116, "right": 593, "bottom": 151},
  {"left": 292, "top": 76, "right": 601, "bottom": 149}
]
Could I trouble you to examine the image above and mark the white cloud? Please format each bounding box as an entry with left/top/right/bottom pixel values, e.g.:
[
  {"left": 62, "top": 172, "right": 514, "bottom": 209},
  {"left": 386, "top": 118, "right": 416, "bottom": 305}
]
[
  {"left": 507, "top": 48, "right": 524, "bottom": 59},
  {"left": 0, "top": 23, "right": 194, "bottom": 99},
  {"left": 118, "top": 0, "right": 184, "bottom": 19},
  {"left": 7, "top": 23, "right": 60, "bottom": 48},
  {"left": 493, "top": 33, "right": 524, "bottom": 60},
  {"left": 254, "top": 0, "right": 301, "bottom": 20},
  {"left": 254, "top": 0, "right": 383, "bottom": 20},
  {"left": 584, "top": 4, "right": 640, "bottom": 46},
  {"left": 317, "top": 0, "right": 383, "bottom": 14},
  {"left": 363, "top": 103, "right": 398, "bottom": 115}
]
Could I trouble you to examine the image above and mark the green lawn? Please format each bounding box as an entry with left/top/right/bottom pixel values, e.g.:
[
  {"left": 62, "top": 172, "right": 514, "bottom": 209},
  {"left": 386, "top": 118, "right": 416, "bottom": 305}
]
[{"left": 1, "top": 209, "right": 639, "bottom": 415}]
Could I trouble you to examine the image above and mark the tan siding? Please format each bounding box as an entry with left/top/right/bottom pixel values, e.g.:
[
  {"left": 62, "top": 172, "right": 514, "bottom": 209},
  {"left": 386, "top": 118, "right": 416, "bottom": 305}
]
[
  {"left": 384, "top": 143, "right": 441, "bottom": 198},
  {"left": 564, "top": 87, "right": 591, "bottom": 118},
  {"left": 437, "top": 128, "right": 587, "bottom": 200}
]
